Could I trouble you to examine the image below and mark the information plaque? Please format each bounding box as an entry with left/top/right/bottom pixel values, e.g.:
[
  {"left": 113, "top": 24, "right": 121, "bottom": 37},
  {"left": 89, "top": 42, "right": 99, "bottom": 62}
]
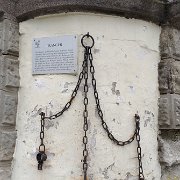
[{"left": 32, "top": 35, "right": 77, "bottom": 75}]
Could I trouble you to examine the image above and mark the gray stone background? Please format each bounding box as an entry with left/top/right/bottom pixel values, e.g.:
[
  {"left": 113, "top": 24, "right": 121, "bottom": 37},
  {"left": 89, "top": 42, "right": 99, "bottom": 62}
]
[{"left": 0, "top": 0, "right": 180, "bottom": 179}]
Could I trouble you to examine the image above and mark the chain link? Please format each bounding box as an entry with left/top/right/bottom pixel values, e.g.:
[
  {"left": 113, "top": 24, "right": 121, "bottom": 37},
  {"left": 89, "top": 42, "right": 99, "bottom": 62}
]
[
  {"left": 135, "top": 114, "right": 145, "bottom": 180},
  {"left": 45, "top": 58, "right": 86, "bottom": 120},
  {"left": 36, "top": 112, "right": 47, "bottom": 170},
  {"left": 82, "top": 47, "right": 90, "bottom": 180},
  {"left": 39, "top": 112, "right": 46, "bottom": 152},
  {"left": 37, "top": 33, "right": 145, "bottom": 180},
  {"left": 88, "top": 47, "right": 136, "bottom": 146}
]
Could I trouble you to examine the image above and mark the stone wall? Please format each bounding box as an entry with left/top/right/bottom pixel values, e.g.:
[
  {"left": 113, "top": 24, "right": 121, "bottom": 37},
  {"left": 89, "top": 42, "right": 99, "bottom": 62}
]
[
  {"left": 0, "top": 13, "right": 19, "bottom": 180},
  {"left": 158, "top": 3, "right": 180, "bottom": 178},
  {"left": 158, "top": 25, "right": 180, "bottom": 179},
  {"left": 0, "top": 0, "right": 179, "bottom": 179}
]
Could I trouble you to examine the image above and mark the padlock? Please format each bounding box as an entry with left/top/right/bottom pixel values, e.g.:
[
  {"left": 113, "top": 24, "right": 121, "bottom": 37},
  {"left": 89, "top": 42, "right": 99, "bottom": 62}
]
[
  {"left": 36, "top": 151, "right": 47, "bottom": 162},
  {"left": 36, "top": 151, "right": 47, "bottom": 170}
]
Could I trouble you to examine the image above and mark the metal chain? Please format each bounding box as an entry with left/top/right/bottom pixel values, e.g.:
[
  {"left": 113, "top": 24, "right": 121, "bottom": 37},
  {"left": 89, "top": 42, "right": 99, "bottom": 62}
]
[
  {"left": 46, "top": 58, "right": 86, "bottom": 120},
  {"left": 36, "top": 51, "right": 86, "bottom": 170},
  {"left": 135, "top": 114, "right": 145, "bottom": 180},
  {"left": 88, "top": 46, "right": 144, "bottom": 179},
  {"left": 82, "top": 47, "right": 89, "bottom": 180},
  {"left": 39, "top": 112, "right": 45, "bottom": 152},
  {"left": 36, "top": 33, "right": 145, "bottom": 179},
  {"left": 88, "top": 47, "right": 136, "bottom": 146},
  {"left": 36, "top": 112, "right": 47, "bottom": 170}
]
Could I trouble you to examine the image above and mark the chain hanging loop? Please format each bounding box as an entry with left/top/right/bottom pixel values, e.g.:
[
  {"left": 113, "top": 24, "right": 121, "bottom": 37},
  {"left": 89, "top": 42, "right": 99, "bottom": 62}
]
[
  {"left": 88, "top": 45, "right": 137, "bottom": 146},
  {"left": 36, "top": 33, "right": 145, "bottom": 180},
  {"left": 135, "top": 114, "right": 145, "bottom": 180},
  {"left": 81, "top": 33, "right": 94, "bottom": 179},
  {"left": 36, "top": 112, "right": 47, "bottom": 170},
  {"left": 82, "top": 46, "right": 90, "bottom": 180}
]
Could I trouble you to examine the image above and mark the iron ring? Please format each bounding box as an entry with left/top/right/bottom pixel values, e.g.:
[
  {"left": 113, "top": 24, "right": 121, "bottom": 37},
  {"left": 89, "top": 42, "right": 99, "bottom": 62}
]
[{"left": 81, "top": 33, "right": 94, "bottom": 48}]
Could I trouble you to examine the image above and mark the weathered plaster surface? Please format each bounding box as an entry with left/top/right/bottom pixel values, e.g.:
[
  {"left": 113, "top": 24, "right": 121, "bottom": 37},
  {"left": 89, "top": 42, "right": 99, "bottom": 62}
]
[{"left": 12, "top": 13, "right": 161, "bottom": 180}]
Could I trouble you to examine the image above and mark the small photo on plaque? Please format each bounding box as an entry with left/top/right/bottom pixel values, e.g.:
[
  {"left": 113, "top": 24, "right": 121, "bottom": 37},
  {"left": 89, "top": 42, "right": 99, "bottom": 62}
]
[{"left": 32, "top": 35, "right": 78, "bottom": 75}]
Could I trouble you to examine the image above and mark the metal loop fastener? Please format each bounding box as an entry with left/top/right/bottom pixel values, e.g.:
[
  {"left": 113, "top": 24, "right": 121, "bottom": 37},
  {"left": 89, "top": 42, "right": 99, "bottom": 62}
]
[
  {"left": 81, "top": 32, "right": 95, "bottom": 48},
  {"left": 39, "top": 144, "right": 45, "bottom": 152}
]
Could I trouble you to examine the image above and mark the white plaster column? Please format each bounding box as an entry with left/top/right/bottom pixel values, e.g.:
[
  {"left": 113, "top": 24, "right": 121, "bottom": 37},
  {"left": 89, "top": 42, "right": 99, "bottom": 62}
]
[{"left": 12, "top": 13, "right": 161, "bottom": 180}]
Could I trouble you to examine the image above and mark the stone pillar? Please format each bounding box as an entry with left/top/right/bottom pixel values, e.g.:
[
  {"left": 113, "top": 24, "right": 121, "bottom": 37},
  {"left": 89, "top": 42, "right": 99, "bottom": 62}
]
[
  {"left": 158, "top": 25, "right": 180, "bottom": 179},
  {"left": 0, "top": 13, "right": 19, "bottom": 180}
]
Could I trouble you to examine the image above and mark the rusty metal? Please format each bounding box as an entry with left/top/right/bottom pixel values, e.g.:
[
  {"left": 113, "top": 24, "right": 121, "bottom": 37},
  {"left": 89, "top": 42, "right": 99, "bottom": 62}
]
[
  {"left": 135, "top": 114, "right": 145, "bottom": 180},
  {"left": 37, "top": 33, "right": 145, "bottom": 180},
  {"left": 37, "top": 112, "right": 47, "bottom": 170}
]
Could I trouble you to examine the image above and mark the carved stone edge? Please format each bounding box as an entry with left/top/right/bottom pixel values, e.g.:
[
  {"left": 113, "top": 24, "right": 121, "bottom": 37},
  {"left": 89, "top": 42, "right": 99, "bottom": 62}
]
[
  {"left": 159, "top": 94, "right": 180, "bottom": 129},
  {"left": 14, "top": 0, "right": 165, "bottom": 24},
  {"left": 0, "top": 0, "right": 180, "bottom": 29}
]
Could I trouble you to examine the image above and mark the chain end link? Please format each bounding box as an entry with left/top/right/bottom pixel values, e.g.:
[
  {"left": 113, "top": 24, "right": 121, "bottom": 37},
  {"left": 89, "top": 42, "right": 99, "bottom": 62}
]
[{"left": 135, "top": 114, "right": 140, "bottom": 120}]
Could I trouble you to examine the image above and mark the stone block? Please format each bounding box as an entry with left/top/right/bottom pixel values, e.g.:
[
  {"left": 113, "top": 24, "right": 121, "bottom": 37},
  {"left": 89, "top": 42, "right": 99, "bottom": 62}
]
[
  {"left": 0, "top": 20, "right": 3, "bottom": 48},
  {"left": 0, "top": 131, "right": 16, "bottom": 161},
  {"left": 169, "top": 1, "right": 180, "bottom": 30},
  {"left": 0, "top": 55, "right": 19, "bottom": 89},
  {"left": 159, "top": 130, "right": 180, "bottom": 167},
  {"left": 159, "top": 94, "right": 180, "bottom": 129},
  {"left": 159, "top": 136, "right": 180, "bottom": 167},
  {"left": 0, "top": 18, "right": 19, "bottom": 55},
  {"left": 0, "top": 0, "right": 16, "bottom": 17},
  {"left": 0, "top": 90, "right": 18, "bottom": 126},
  {"left": 159, "top": 95, "right": 171, "bottom": 128},
  {"left": 161, "top": 165, "right": 180, "bottom": 180},
  {"left": 159, "top": 58, "right": 180, "bottom": 94},
  {"left": 160, "top": 26, "right": 180, "bottom": 60},
  {"left": 0, "top": 168, "right": 11, "bottom": 180}
]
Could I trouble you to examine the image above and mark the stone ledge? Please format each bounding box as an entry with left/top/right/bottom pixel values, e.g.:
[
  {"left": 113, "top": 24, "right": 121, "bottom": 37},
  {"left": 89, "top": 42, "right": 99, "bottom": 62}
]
[
  {"left": 14, "top": 0, "right": 165, "bottom": 24},
  {"left": 1, "top": 0, "right": 180, "bottom": 30}
]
